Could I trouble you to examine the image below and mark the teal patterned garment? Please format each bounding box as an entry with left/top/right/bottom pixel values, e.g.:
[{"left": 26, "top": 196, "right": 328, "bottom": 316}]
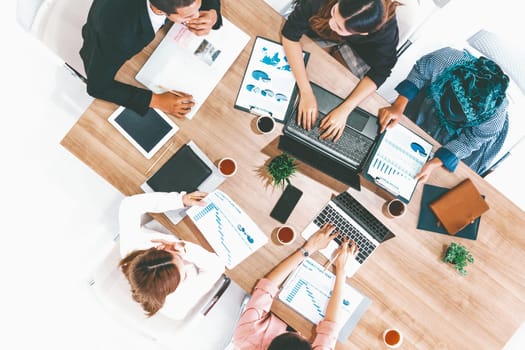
[{"left": 395, "top": 47, "right": 510, "bottom": 175}]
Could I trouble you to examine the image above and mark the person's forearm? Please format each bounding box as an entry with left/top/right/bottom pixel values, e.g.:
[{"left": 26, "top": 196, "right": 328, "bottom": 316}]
[
  {"left": 391, "top": 94, "right": 409, "bottom": 113},
  {"left": 282, "top": 37, "right": 312, "bottom": 95},
  {"left": 338, "top": 76, "right": 377, "bottom": 113},
  {"left": 324, "top": 270, "right": 345, "bottom": 322},
  {"left": 266, "top": 249, "right": 305, "bottom": 286}
]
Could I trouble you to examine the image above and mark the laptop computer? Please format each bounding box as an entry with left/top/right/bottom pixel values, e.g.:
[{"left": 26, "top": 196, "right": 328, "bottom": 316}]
[
  {"left": 280, "top": 82, "right": 379, "bottom": 191},
  {"left": 302, "top": 191, "right": 394, "bottom": 277}
]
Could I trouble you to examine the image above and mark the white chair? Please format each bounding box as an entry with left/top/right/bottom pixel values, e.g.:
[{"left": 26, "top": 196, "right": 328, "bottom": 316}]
[
  {"left": 88, "top": 234, "right": 250, "bottom": 350},
  {"left": 16, "top": 0, "right": 92, "bottom": 82}
]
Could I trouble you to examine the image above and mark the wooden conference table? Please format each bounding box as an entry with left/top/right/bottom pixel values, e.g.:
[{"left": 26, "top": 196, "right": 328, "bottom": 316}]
[{"left": 61, "top": 1, "right": 525, "bottom": 349}]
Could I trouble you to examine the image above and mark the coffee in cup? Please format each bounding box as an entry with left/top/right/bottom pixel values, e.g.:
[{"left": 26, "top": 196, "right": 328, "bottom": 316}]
[
  {"left": 383, "top": 328, "right": 403, "bottom": 348},
  {"left": 384, "top": 198, "right": 406, "bottom": 218},
  {"left": 218, "top": 157, "right": 237, "bottom": 177},
  {"left": 256, "top": 115, "right": 276, "bottom": 134},
  {"left": 276, "top": 225, "right": 296, "bottom": 245}
]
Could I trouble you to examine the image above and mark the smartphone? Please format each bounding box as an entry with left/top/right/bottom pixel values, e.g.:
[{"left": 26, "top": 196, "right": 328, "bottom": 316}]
[{"left": 270, "top": 184, "right": 303, "bottom": 223}]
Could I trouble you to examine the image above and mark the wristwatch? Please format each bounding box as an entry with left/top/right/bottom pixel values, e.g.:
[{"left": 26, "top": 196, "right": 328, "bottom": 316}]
[{"left": 300, "top": 247, "right": 309, "bottom": 257}]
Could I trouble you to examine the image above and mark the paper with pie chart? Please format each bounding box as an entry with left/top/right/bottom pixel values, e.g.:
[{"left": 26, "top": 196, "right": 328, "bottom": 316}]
[
  {"left": 187, "top": 190, "right": 267, "bottom": 269},
  {"left": 365, "top": 124, "right": 433, "bottom": 202}
]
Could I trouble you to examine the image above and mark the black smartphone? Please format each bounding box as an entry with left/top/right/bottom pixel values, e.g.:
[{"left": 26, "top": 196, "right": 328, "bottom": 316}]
[{"left": 270, "top": 184, "right": 303, "bottom": 223}]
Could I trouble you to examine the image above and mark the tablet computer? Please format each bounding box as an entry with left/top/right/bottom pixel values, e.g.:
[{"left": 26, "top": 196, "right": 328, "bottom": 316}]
[{"left": 108, "top": 106, "right": 179, "bottom": 159}]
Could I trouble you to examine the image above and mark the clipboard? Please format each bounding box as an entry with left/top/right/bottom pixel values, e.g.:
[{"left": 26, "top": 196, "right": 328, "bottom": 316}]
[
  {"left": 362, "top": 124, "right": 433, "bottom": 203},
  {"left": 234, "top": 36, "right": 310, "bottom": 122}
]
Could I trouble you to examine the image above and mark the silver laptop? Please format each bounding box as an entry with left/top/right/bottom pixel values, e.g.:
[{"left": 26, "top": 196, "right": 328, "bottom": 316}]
[{"left": 301, "top": 191, "right": 394, "bottom": 277}]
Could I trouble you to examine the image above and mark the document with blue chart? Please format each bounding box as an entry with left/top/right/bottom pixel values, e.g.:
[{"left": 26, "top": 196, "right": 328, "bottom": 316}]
[
  {"left": 234, "top": 36, "right": 309, "bottom": 122},
  {"left": 187, "top": 190, "right": 267, "bottom": 269},
  {"left": 363, "top": 124, "right": 433, "bottom": 203},
  {"left": 278, "top": 258, "right": 371, "bottom": 341}
]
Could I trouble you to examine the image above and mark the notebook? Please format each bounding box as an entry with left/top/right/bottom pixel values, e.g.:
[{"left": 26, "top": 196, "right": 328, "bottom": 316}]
[
  {"left": 280, "top": 82, "right": 432, "bottom": 202},
  {"left": 141, "top": 141, "right": 226, "bottom": 224},
  {"left": 429, "top": 179, "right": 489, "bottom": 235},
  {"left": 278, "top": 258, "right": 371, "bottom": 342},
  {"left": 301, "top": 191, "right": 394, "bottom": 277},
  {"left": 418, "top": 184, "right": 483, "bottom": 240}
]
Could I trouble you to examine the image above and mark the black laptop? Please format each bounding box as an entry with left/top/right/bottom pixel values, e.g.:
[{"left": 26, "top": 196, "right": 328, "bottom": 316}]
[{"left": 279, "top": 82, "right": 379, "bottom": 190}]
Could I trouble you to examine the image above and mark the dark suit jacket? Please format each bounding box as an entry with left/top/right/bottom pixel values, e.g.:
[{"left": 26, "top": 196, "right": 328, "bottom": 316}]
[{"left": 80, "top": 0, "right": 222, "bottom": 115}]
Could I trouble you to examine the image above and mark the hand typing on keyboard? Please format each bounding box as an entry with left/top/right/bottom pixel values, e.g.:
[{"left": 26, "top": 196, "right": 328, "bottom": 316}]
[
  {"left": 333, "top": 238, "right": 360, "bottom": 275},
  {"left": 319, "top": 106, "right": 348, "bottom": 142},
  {"left": 302, "top": 223, "right": 340, "bottom": 255}
]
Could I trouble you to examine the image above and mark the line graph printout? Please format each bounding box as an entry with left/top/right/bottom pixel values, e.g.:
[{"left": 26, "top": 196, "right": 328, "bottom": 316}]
[
  {"left": 365, "top": 124, "right": 432, "bottom": 201},
  {"left": 278, "top": 258, "right": 366, "bottom": 325},
  {"left": 187, "top": 190, "right": 267, "bottom": 269}
]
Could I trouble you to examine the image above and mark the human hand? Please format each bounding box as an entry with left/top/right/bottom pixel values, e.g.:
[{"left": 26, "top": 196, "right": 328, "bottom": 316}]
[
  {"left": 186, "top": 10, "right": 217, "bottom": 36},
  {"left": 182, "top": 191, "right": 208, "bottom": 207},
  {"left": 378, "top": 104, "right": 403, "bottom": 133},
  {"left": 297, "top": 89, "right": 318, "bottom": 131},
  {"left": 414, "top": 158, "right": 443, "bottom": 182},
  {"left": 319, "top": 106, "right": 348, "bottom": 141},
  {"left": 151, "top": 239, "right": 186, "bottom": 254},
  {"left": 303, "top": 223, "right": 339, "bottom": 254},
  {"left": 334, "top": 238, "right": 359, "bottom": 274},
  {"left": 151, "top": 91, "right": 195, "bottom": 118}
]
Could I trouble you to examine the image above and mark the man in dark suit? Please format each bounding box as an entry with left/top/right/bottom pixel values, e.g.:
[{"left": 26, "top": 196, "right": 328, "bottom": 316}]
[{"left": 80, "top": 0, "right": 222, "bottom": 117}]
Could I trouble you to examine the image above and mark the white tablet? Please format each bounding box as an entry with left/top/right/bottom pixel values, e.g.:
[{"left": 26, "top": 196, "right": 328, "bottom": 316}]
[{"left": 108, "top": 106, "right": 179, "bottom": 159}]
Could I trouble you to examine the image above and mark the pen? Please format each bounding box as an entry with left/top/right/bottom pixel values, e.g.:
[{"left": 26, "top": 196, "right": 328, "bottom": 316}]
[
  {"left": 202, "top": 277, "right": 231, "bottom": 316},
  {"left": 323, "top": 251, "right": 340, "bottom": 272},
  {"left": 157, "top": 84, "right": 184, "bottom": 97},
  {"left": 146, "top": 143, "right": 173, "bottom": 175}
]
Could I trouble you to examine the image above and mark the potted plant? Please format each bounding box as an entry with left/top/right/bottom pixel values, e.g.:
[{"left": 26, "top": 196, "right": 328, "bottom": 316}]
[
  {"left": 442, "top": 242, "right": 474, "bottom": 276},
  {"left": 266, "top": 153, "right": 298, "bottom": 188}
]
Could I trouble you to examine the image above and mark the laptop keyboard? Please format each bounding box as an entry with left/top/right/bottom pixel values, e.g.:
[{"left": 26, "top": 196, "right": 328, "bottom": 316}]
[
  {"left": 286, "top": 116, "right": 374, "bottom": 167},
  {"left": 333, "top": 191, "right": 392, "bottom": 242},
  {"left": 313, "top": 205, "right": 376, "bottom": 264}
]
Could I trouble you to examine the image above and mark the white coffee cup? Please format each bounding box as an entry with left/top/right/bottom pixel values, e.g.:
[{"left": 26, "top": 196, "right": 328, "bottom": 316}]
[
  {"left": 256, "top": 115, "right": 276, "bottom": 134},
  {"left": 383, "top": 328, "right": 403, "bottom": 348},
  {"left": 276, "top": 225, "right": 296, "bottom": 245},
  {"left": 383, "top": 199, "right": 406, "bottom": 218},
  {"left": 218, "top": 157, "right": 237, "bottom": 177}
]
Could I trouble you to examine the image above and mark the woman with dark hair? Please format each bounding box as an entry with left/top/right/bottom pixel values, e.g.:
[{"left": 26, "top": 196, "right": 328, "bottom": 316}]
[
  {"left": 80, "top": 0, "right": 222, "bottom": 117},
  {"left": 233, "top": 223, "right": 359, "bottom": 350},
  {"left": 378, "top": 47, "right": 510, "bottom": 179},
  {"left": 118, "top": 191, "right": 224, "bottom": 319},
  {"left": 282, "top": 0, "right": 401, "bottom": 141}
]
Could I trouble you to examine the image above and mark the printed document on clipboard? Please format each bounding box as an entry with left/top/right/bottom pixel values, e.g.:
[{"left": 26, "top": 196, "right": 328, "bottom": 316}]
[
  {"left": 187, "top": 190, "right": 267, "bottom": 269},
  {"left": 363, "top": 124, "right": 433, "bottom": 203},
  {"left": 278, "top": 258, "right": 371, "bottom": 341}
]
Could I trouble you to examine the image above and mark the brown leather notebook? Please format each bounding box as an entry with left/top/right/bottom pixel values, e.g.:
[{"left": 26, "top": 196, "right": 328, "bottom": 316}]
[{"left": 429, "top": 179, "right": 489, "bottom": 235}]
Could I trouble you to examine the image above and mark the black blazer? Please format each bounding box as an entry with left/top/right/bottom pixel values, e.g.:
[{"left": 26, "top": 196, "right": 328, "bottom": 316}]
[{"left": 80, "top": 0, "right": 222, "bottom": 115}]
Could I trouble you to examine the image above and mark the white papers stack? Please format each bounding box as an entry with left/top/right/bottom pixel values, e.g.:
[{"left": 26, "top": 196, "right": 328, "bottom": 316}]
[
  {"left": 187, "top": 190, "right": 267, "bottom": 269},
  {"left": 136, "top": 18, "right": 250, "bottom": 119},
  {"left": 279, "top": 258, "right": 370, "bottom": 340}
]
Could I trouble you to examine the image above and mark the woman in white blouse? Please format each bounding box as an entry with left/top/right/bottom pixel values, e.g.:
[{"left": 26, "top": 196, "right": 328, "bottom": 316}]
[{"left": 118, "top": 191, "right": 225, "bottom": 319}]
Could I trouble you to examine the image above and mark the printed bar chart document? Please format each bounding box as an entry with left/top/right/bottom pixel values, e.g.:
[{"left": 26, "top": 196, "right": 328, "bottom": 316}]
[
  {"left": 278, "top": 258, "right": 371, "bottom": 341},
  {"left": 136, "top": 18, "right": 250, "bottom": 119},
  {"left": 363, "top": 124, "right": 432, "bottom": 203},
  {"left": 234, "top": 36, "right": 309, "bottom": 122},
  {"left": 187, "top": 190, "right": 268, "bottom": 269}
]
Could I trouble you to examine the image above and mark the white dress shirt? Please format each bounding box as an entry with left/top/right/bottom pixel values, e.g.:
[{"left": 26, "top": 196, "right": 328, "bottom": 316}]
[
  {"left": 119, "top": 191, "right": 225, "bottom": 320},
  {"left": 146, "top": 0, "right": 167, "bottom": 33}
]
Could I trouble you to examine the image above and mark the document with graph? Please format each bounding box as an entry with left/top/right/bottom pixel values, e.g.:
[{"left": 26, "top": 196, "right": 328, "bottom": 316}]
[
  {"left": 187, "top": 190, "right": 267, "bottom": 269},
  {"left": 278, "top": 258, "right": 370, "bottom": 341},
  {"left": 136, "top": 18, "right": 250, "bottom": 120},
  {"left": 363, "top": 124, "right": 433, "bottom": 203}
]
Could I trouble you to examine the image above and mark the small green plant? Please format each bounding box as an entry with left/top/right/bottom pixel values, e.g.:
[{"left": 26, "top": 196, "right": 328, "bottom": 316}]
[
  {"left": 442, "top": 242, "right": 474, "bottom": 276},
  {"left": 267, "top": 153, "right": 298, "bottom": 188}
]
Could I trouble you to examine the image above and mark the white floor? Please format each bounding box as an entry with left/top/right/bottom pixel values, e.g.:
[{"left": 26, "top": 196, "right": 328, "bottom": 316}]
[{"left": 2, "top": 4, "right": 524, "bottom": 350}]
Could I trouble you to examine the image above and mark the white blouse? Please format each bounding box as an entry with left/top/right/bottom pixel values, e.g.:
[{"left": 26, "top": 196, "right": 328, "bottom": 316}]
[{"left": 118, "top": 191, "right": 225, "bottom": 320}]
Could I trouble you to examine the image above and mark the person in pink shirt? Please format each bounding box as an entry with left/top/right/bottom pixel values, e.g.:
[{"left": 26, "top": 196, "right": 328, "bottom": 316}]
[{"left": 232, "top": 223, "right": 359, "bottom": 349}]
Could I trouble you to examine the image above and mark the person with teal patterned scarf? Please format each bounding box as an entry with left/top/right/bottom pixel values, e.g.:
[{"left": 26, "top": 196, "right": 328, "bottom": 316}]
[{"left": 378, "top": 47, "right": 509, "bottom": 180}]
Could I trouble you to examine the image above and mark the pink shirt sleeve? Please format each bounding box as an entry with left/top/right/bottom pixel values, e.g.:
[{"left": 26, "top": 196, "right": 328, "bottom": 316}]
[
  {"left": 312, "top": 320, "right": 339, "bottom": 350},
  {"left": 233, "top": 278, "right": 288, "bottom": 349}
]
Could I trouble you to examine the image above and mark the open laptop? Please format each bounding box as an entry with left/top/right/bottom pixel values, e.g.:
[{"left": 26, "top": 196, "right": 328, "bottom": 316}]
[
  {"left": 302, "top": 191, "right": 394, "bottom": 277},
  {"left": 279, "top": 82, "right": 379, "bottom": 190}
]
